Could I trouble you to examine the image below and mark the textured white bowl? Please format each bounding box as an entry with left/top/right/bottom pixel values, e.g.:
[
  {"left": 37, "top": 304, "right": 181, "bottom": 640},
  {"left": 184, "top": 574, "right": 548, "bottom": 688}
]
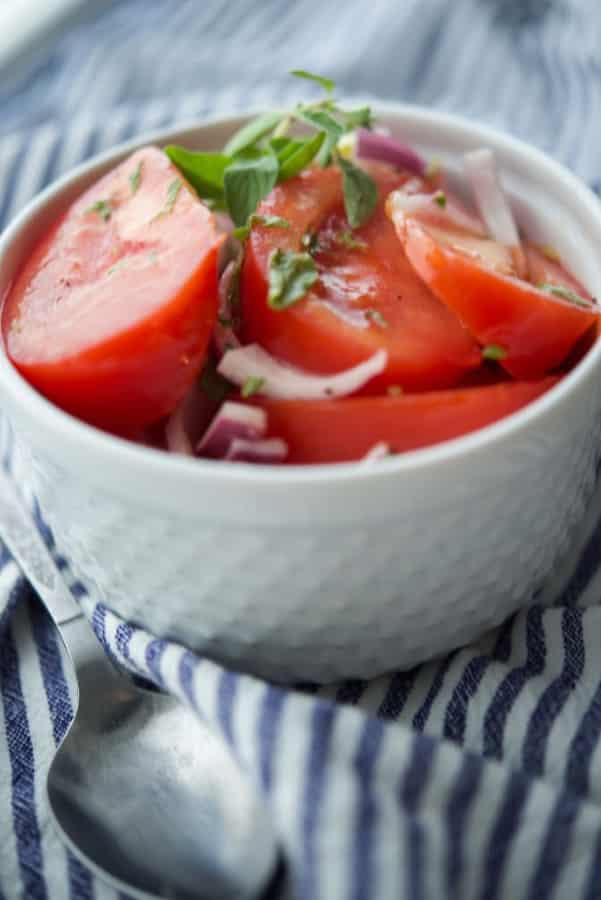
[{"left": 1, "top": 104, "right": 601, "bottom": 683}]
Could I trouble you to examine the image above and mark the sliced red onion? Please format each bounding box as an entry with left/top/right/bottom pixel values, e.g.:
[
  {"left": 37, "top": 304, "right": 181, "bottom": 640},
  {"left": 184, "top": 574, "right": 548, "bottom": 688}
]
[
  {"left": 165, "top": 403, "right": 194, "bottom": 456},
  {"left": 165, "top": 379, "right": 217, "bottom": 456},
  {"left": 463, "top": 148, "right": 520, "bottom": 248},
  {"left": 218, "top": 344, "right": 387, "bottom": 399},
  {"left": 362, "top": 442, "right": 390, "bottom": 461},
  {"left": 356, "top": 128, "right": 425, "bottom": 176},
  {"left": 197, "top": 401, "right": 267, "bottom": 458},
  {"left": 387, "top": 188, "right": 486, "bottom": 237},
  {"left": 224, "top": 437, "right": 288, "bottom": 463},
  {"left": 214, "top": 258, "right": 242, "bottom": 357}
]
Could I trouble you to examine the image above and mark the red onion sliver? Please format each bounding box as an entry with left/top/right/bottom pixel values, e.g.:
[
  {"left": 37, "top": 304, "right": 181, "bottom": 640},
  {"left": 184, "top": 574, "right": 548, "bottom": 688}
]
[
  {"left": 387, "top": 189, "right": 486, "bottom": 237},
  {"left": 463, "top": 148, "right": 520, "bottom": 248},
  {"left": 356, "top": 128, "right": 425, "bottom": 176},
  {"left": 197, "top": 401, "right": 267, "bottom": 458},
  {"left": 361, "top": 442, "right": 390, "bottom": 461},
  {"left": 218, "top": 344, "right": 388, "bottom": 399},
  {"left": 214, "top": 259, "right": 242, "bottom": 358},
  {"left": 165, "top": 403, "right": 194, "bottom": 456},
  {"left": 224, "top": 437, "right": 288, "bottom": 463},
  {"left": 165, "top": 378, "right": 217, "bottom": 456}
]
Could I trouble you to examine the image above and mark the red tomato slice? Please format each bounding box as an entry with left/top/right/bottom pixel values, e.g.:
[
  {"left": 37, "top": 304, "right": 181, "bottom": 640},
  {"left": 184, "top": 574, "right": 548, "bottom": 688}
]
[
  {"left": 241, "top": 165, "right": 480, "bottom": 392},
  {"left": 391, "top": 212, "right": 597, "bottom": 379},
  {"left": 251, "top": 377, "right": 557, "bottom": 463},
  {"left": 3, "top": 146, "right": 223, "bottom": 427}
]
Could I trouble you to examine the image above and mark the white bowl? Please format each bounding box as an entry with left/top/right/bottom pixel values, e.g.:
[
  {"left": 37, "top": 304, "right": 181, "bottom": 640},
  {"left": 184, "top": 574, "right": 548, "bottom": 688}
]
[{"left": 2, "top": 104, "right": 601, "bottom": 683}]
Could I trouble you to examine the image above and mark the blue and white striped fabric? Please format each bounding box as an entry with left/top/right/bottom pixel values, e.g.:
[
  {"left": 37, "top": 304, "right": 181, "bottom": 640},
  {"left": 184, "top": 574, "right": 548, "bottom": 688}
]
[{"left": 2, "top": 1, "right": 601, "bottom": 897}]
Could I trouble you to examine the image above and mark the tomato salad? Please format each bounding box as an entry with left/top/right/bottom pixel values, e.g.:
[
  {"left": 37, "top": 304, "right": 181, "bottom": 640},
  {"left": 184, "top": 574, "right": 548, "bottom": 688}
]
[{"left": 3, "top": 72, "right": 597, "bottom": 464}]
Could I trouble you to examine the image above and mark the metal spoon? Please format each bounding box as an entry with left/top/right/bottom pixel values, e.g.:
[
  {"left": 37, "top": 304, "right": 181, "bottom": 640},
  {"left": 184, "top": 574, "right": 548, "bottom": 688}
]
[{"left": 0, "top": 466, "right": 280, "bottom": 900}]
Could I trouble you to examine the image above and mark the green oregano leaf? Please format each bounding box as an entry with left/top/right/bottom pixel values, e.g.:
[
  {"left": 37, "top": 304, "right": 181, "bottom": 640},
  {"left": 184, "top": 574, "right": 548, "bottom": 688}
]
[
  {"left": 224, "top": 111, "right": 283, "bottom": 157},
  {"left": 336, "top": 156, "right": 377, "bottom": 228},
  {"left": 289, "top": 69, "right": 335, "bottom": 93},
  {"left": 268, "top": 249, "right": 318, "bottom": 309},
  {"left": 233, "top": 214, "right": 290, "bottom": 241},
  {"left": 164, "top": 146, "right": 230, "bottom": 204},
  {"left": 481, "top": 344, "right": 508, "bottom": 361},
  {"left": 241, "top": 376, "right": 266, "bottom": 398},
  {"left": 337, "top": 229, "right": 367, "bottom": 250},
  {"left": 278, "top": 131, "right": 325, "bottom": 181},
  {"left": 538, "top": 282, "right": 592, "bottom": 309},
  {"left": 129, "top": 161, "right": 143, "bottom": 194},
  {"left": 224, "top": 153, "right": 279, "bottom": 226},
  {"left": 85, "top": 199, "right": 112, "bottom": 222}
]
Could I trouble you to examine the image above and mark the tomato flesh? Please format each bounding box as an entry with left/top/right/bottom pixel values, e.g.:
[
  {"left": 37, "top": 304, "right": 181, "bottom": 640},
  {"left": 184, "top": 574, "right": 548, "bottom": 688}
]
[
  {"left": 241, "top": 165, "right": 480, "bottom": 392},
  {"left": 393, "top": 213, "right": 597, "bottom": 378},
  {"left": 251, "top": 377, "right": 557, "bottom": 463},
  {"left": 3, "top": 147, "right": 223, "bottom": 427}
]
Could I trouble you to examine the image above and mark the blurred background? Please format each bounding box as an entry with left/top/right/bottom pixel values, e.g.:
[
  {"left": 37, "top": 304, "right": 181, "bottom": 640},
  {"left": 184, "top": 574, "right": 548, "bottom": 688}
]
[{"left": 0, "top": 0, "right": 600, "bottom": 231}]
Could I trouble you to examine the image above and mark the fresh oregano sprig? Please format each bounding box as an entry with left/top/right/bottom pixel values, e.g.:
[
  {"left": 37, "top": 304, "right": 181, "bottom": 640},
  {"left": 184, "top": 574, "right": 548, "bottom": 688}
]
[{"left": 165, "top": 69, "right": 377, "bottom": 234}]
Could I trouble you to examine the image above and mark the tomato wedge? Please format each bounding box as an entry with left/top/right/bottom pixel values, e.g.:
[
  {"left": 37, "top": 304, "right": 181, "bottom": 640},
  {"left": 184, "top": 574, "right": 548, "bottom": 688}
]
[
  {"left": 241, "top": 165, "right": 480, "bottom": 392},
  {"left": 3, "top": 147, "right": 223, "bottom": 427},
  {"left": 391, "top": 211, "right": 597, "bottom": 379},
  {"left": 251, "top": 377, "right": 557, "bottom": 463}
]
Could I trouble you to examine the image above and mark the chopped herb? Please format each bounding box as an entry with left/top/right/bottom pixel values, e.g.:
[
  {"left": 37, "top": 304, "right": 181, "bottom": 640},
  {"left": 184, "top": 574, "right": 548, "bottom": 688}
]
[
  {"left": 272, "top": 115, "right": 293, "bottom": 140},
  {"left": 482, "top": 344, "right": 508, "bottom": 361},
  {"left": 344, "top": 107, "right": 372, "bottom": 129},
  {"left": 164, "top": 146, "right": 229, "bottom": 205},
  {"left": 224, "top": 112, "right": 283, "bottom": 157},
  {"left": 538, "top": 282, "right": 591, "bottom": 309},
  {"left": 301, "top": 231, "right": 320, "bottom": 255},
  {"left": 224, "top": 153, "right": 279, "bottom": 226},
  {"left": 268, "top": 249, "right": 318, "bottom": 310},
  {"left": 434, "top": 190, "right": 447, "bottom": 208},
  {"left": 165, "top": 178, "right": 182, "bottom": 213},
  {"left": 85, "top": 199, "right": 112, "bottom": 222},
  {"left": 165, "top": 70, "right": 375, "bottom": 232},
  {"left": 129, "top": 161, "right": 143, "bottom": 194},
  {"left": 290, "top": 69, "right": 335, "bottom": 93},
  {"left": 278, "top": 131, "right": 325, "bottom": 181},
  {"left": 233, "top": 214, "right": 290, "bottom": 241},
  {"left": 387, "top": 385, "right": 403, "bottom": 396},
  {"left": 365, "top": 308, "right": 388, "bottom": 328},
  {"left": 336, "top": 156, "right": 377, "bottom": 229},
  {"left": 295, "top": 107, "right": 345, "bottom": 167},
  {"left": 337, "top": 229, "right": 367, "bottom": 250},
  {"left": 107, "top": 258, "right": 128, "bottom": 276},
  {"left": 148, "top": 250, "right": 158, "bottom": 264},
  {"left": 152, "top": 179, "right": 183, "bottom": 220},
  {"left": 241, "top": 376, "right": 266, "bottom": 398}
]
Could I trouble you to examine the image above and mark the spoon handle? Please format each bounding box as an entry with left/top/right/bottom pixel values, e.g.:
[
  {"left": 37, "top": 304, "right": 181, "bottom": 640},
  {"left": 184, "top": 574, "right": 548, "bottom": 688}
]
[
  {"left": 0, "top": 465, "right": 133, "bottom": 711},
  {"left": 0, "top": 466, "right": 81, "bottom": 625}
]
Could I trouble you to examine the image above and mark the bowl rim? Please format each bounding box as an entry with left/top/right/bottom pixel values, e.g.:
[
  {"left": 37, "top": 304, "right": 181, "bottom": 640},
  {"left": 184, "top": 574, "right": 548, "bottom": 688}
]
[{"left": 1, "top": 100, "right": 601, "bottom": 489}]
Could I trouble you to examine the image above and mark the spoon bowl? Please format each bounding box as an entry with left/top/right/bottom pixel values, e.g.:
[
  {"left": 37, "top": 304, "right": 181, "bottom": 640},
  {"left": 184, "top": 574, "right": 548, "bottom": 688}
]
[{"left": 0, "top": 465, "right": 279, "bottom": 900}]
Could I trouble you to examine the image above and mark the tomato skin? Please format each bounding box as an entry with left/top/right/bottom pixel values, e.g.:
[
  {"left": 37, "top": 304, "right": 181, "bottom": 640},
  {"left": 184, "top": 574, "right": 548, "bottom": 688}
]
[
  {"left": 3, "top": 147, "right": 223, "bottom": 428},
  {"left": 241, "top": 166, "right": 480, "bottom": 392},
  {"left": 251, "top": 377, "right": 557, "bottom": 463},
  {"left": 398, "top": 217, "right": 597, "bottom": 379}
]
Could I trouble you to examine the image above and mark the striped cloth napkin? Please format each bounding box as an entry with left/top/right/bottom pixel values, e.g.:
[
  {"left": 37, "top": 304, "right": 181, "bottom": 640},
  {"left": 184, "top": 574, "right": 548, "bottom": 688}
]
[{"left": 2, "top": 1, "right": 601, "bottom": 898}]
